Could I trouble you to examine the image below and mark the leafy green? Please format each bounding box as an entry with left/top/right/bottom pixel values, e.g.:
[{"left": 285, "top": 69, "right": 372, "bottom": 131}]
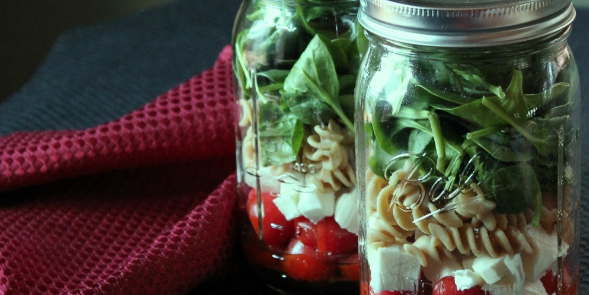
[
  {"left": 281, "top": 91, "right": 337, "bottom": 125},
  {"left": 235, "top": 0, "right": 360, "bottom": 170},
  {"left": 368, "top": 57, "right": 573, "bottom": 215},
  {"left": 283, "top": 35, "right": 354, "bottom": 130},
  {"left": 258, "top": 102, "right": 305, "bottom": 166},
  {"left": 468, "top": 129, "right": 535, "bottom": 162},
  {"left": 479, "top": 162, "right": 540, "bottom": 214}
]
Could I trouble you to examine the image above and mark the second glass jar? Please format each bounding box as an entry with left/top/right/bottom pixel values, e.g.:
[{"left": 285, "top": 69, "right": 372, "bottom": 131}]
[{"left": 232, "top": 0, "right": 362, "bottom": 294}]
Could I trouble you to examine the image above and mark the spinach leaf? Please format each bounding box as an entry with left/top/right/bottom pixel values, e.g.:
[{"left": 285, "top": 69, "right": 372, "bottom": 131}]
[
  {"left": 339, "top": 94, "right": 355, "bottom": 123},
  {"left": 524, "top": 82, "right": 569, "bottom": 112},
  {"left": 372, "top": 101, "right": 411, "bottom": 155},
  {"left": 417, "top": 84, "right": 472, "bottom": 105},
  {"left": 339, "top": 74, "right": 356, "bottom": 95},
  {"left": 482, "top": 98, "right": 567, "bottom": 157},
  {"left": 408, "top": 129, "right": 433, "bottom": 154},
  {"left": 258, "top": 102, "right": 305, "bottom": 166},
  {"left": 431, "top": 100, "right": 505, "bottom": 128},
  {"left": 484, "top": 70, "right": 528, "bottom": 120},
  {"left": 283, "top": 35, "right": 354, "bottom": 131},
  {"left": 258, "top": 70, "right": 290, "bottom": 84},
  {"left": 480, "top": 162, "right": 540, "bottom": 214},
  {"left": 234, "top": 30, "right": 252, "bottom": 91},
  {"left": 468, "top": 129, "right": 535, "bottom": 162},
  {"left": 281, "top": 91, "right": 337, "bottom": 125},
  {"left": 356, "top": 20, "right": 368, "bottom": 59},
  {"left": 452, "top": 68, "right": 505, "bottom": 98}
]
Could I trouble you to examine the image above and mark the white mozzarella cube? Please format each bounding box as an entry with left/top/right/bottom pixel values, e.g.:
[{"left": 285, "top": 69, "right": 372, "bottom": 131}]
[
  {"left": 521, "top": 226, "right": 558, "bottom": 281},
  {"left": 368, "top": 244, "right": 421, "bottom": 292},
  {"left": 472, "top": 256, "right": 510, "bottom": 285},
  {"left": 297, "top": 190, "right": 335, "bottom": 224},
  {"left": 453, "top": 270, "right": 484, "bottom": 291},
  {"left": 273, "top": 183, "right": 302, "bottom": 221},
  {"left": 334, "top": 189, "right": 359, "bottom": 234},
  {"left": 503, "top": 254, "right": 525, "bottom": 291},
  {"left": 475, "top": 254, "right": 525, "bottom": 295}
]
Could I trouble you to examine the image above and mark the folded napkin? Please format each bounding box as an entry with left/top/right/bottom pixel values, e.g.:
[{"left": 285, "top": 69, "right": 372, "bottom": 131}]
[{"left": 0, "top": 47, "right": 239, "bottom": 295}]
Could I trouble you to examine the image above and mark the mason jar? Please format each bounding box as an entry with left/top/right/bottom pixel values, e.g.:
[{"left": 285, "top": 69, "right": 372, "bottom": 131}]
[
  {"left": 355, "top": 1, "right": 580, "bottom": 294},
  {"left": 232, "top": 0, "right": 362, "bottom": 293}
]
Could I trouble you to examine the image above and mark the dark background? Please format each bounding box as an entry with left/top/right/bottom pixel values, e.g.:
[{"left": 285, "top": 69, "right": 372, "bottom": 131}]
[{"left": 0, "top": 0, "right": 177, "bottom": 103}]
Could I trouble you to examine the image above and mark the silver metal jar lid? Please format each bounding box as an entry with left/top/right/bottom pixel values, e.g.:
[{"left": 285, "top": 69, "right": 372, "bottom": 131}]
[{"left": 358, "top": 0, "right": 576, "bottom": 47}]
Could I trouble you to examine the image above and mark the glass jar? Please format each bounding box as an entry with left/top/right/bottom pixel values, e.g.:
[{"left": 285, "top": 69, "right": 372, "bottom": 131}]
[
  {"left": 231, "top": 0, "right": 362, "bottom": 293},
  {"left": 356, "top": 1, "right": 580, "bottom": 295}
]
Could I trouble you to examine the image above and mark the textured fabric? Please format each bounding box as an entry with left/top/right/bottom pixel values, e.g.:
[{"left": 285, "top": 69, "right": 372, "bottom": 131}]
[{"left": 0, "top": 47, "right": 238, "bottom": 295}]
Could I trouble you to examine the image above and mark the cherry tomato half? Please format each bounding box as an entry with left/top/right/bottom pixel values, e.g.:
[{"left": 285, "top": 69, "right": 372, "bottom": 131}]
[
  {"left": 281, "top": 239, "right": 336, "bottom": 281},
  {"left": 316, "top": 216, "right": 358, "bottom": 256},
  {"left": 294, "top": 217, "right": 318, "bottom": 248},
  {"left": 247, "top": 189, "right": 294, "bottom": 249}
]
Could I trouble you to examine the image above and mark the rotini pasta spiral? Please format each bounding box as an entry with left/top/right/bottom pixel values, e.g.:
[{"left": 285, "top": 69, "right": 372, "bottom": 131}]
[
  {"left": 427, "top": 222, "right": 532, "bottom": 258},
  {"left": 403, "top": 235, "right": 442, "bottom": 266},
  {"left": 367, "top": 212, "right": 412, "bottom": 245},
  {"left": 241, "top": 126, "right": 291, "bottom": 188},
  {"left": 304, "top": 120, "right": 356, "bottom": 193},
  {"left": 238, "top": 98, "right": 254, "bottom": 127},
  {"left": 367, "top": 161, "right": 538, "bottom": 258}
]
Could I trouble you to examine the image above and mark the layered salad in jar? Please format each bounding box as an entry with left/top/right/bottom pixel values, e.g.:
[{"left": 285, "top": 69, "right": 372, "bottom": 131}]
[
  {"left": 233, "top": 0, "right": 364, "bottom": 290},
  {"left": 359, "top": 50, "right": 580, "bottom": 295}
]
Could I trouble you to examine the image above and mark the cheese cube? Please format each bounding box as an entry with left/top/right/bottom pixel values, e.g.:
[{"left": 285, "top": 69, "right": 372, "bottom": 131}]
[
  {"left": 273, "top": 183, "right": 302, "bottom": 220},
  {"left": 472, "top": 256, "right": 510, "bottom": 285},
  {"left": 503, "top": 254, "right": 525, "bottom": 291},
  {"left": 368, "top": 244, "right": 421, "bottom": 292},
  {"left": 334, "top": 189, "right": 359, "bottom": 234},
  {"left": 297, "top": 190, "right": 335, "bottom": 224},
  {"left": 521, "top": 226, "right": 558, "bottom": 281},
  {"left": 453, "top": 270, "right": 484, "bottom": 291},
  {"left": 476, "top": 254, "right": 525, "bottom": 295}
]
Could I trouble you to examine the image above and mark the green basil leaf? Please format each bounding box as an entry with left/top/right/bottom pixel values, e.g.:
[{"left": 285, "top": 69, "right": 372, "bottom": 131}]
[
  {"left": 283, "top": 35, "right": 353, "bottom": 130},
  {"left": 408, "top": 129, "right": 433, "bottom": 154},
  {"left": 258, "top": 102, "right": 304, "bottom": 166},
  {"left": 524, "top": 82, "right": 569, "bottom": 112},
  {"left": 282, "top": 91, "right": 337, "bottom": 125},
  {"left": 431, "top": 99, "right": 506, "bottom": 127},
  {"left": 480, "top": 162, "right": 540, "bottom": 214},
  {"left": 258, "top": 70, "right": 291, "bottom": 84},
  {"left": 470, "top": 132, "right": 535, "bottom": 162}
]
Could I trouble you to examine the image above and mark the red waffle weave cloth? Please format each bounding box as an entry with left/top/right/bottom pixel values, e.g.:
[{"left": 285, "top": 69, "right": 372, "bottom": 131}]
[{"left": 0, "top": 46, "right": 239, "bottom": 295}]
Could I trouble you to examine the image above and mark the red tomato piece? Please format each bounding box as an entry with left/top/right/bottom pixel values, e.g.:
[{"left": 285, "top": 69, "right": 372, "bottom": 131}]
[
  {"left": 541, "top": 266, "right": 578, "bottom": 295},
  {"left": 433, "top": 276, "right": 487, "bottom": 295},
  {"left": 316, "top": 216, "right": 358, "bottom": 256},
  {"left": 540, "top": 269, "right": 557, "bottom": 294},
  {"left": 282, "top": 239, "right": 336, "bottom": 281},
  {"left": 294, "top": 217, "right": 318, "bottom": 248},
  {"left": 247, "top": 189, "right": 294, "bottom": 249}
]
